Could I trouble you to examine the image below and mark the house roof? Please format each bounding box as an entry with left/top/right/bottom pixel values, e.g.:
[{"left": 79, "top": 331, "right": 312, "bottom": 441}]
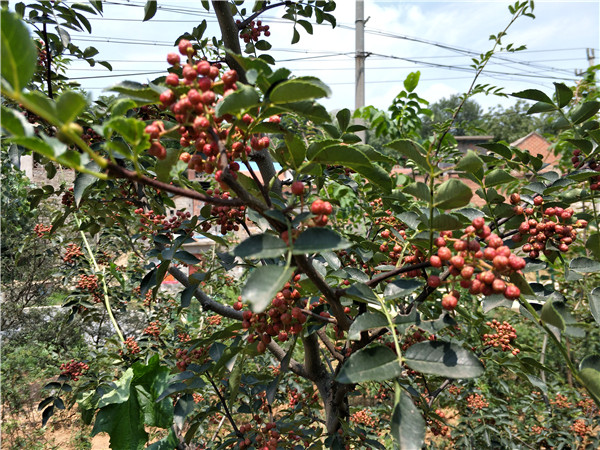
[{"left": 510, "top": 131, "right": 549, "bottom": 147}]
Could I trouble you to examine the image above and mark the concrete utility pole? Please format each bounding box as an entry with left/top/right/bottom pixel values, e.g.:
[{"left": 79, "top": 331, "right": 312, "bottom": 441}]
[{"left": 355, "top": 0, "right": 366, "bottom": 142}]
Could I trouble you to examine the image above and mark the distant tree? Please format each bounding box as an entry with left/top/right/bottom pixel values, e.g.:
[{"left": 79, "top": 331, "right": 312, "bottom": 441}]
[
  {"left": 420, "top": 94, "right": 483, "bottom": 137},
  {"left": 480, "top": 99, "right": 545, "bottom": 143}
]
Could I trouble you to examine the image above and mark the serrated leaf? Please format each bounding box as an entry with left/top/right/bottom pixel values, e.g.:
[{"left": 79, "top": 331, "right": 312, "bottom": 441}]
[
  {"left": 337, "top": 345, "right": 402, "bottom": 383},
  {"left": 570, "top": 257, "right": 600, "bottom": 273},
  {"left": 292, "top": 227, "right": 351, "bottom": 254},
  {"left": 383, "top": 279, "right": 423, "bottom": 300},
  {"left": 348, "top": 311, "right": 388, "bottom": 340},
  {"left": 269, "top": 76, "right": 330, "bottom": 103},
  {"left": 434, "top": 178, "right": 472, "bottom": 209},
  {"left": 485, "top": 169, "right": 517, "bottom": 187},
  {"left": 479, "top": 142, "right": 512, "bottom": 159},
  {"left": 554, "top": 82, "right": 573, "bottom": 108},
  {"left": 431, "top": 213, "right": 462, "bottom": 230},
  {"left": 579, "top": 354, "right": 600, "bottom": 403},
  {"left": 242, "top": 265, "right": 294, "bottom": 313},
  {"left": 143, "top": 1, "right": 157, "bottom": 21},
  {"left": 404, "top": 341, "right": 484, "bottom": 378},
  {"left": 56, "top": 91, "right": 87, "bottom": 124},
  {"left": 571, "top": 101, "right": 600, "bottom": 125},
  {"left": 1, "top": 9, "right": 37, "bottom": 93},
  {"left": 284, "top": 133, "right": 306, "bottom": 168},
  {"left": 511, "top": 89, "right": 554, "bottom": 105},
  {"left": 386, "top": 139, "right": 429, "bottom": 171},
  {"left": 107, "top": 80, "right": 161, "bottom": 103},
  {"left": 590, "top": 288, "right": 600, "bottom": 326},
  {"left": 456, "top": 150, "right": 484, "bottom": 172},
  {"left": 234, "top": 233, "right": 287, "bottom": 259},
  {"left": 174, "top": 250, "right": 201, "bottom": 265},
  {"left": 391, "top": 390, "right": 425, "bottom": 450},
  {"left": 73, "top": 161, "right": 99, "bottom": 206},
  {"left": 214, "top": 83, "right": 260, "bottom": 117}
]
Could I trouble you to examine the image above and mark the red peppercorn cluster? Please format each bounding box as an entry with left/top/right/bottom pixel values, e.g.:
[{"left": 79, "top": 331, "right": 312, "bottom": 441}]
[
  {"left": 36, "top": 40, "right": 47, "bottom": 67},
  {"left": 60, "top": 359, "right": 89, "bottom": 381},
  {"left": 143, "top": 320, "right": 161, "bottom": 337},
  {"left": 401, "top": 329, "right": 429, "bottom": 351},
  {"left": 77, "top": 274, "right": 101, "bottom": 302},
  {"left": 428, "top": 218, "right": 525, "bottom": 310},
  {"left": 175, "top": 347, "right": 207, "bottom": 371},
  {"left": 63, "top": 243, "right": 83, "bottom": 263},
  {"left": 309, "top": 198, "right": 333, "bottom": 226},
  {"left": 120, "top": 337, "right": 141, "bottom": 356},
  {"left": 237, "top": 421, "right": 280, "bottom": 450},
  {"left": 482, "top": 319, "right": 519, "bottom": 355},
  {"left": 530, "top": 425, "right": 545, "bottom": 435},
  {"left": 203, "top": 189, "right": 245, "bottom": 234},
  {"left": 428, "top": 410, "right": 450, "bottom": 437},
  {"left": 570, "top": 419, "right": 591, "bottom": 438},
  {"left": 570, "top": 149, "right": 600, "bottom": 186},
  {"left": 62, "top": 187, "right": 74, "bottom": 207},
  {"left": 207, "top": 314, "right": 222, "bottom": 326},
  {"left": 350, "top": 408, "right": 376, "bottom": 428},
  {"left": 192, "top": 393, "right": 203, "bottom": 403},
  {"left": 149, "top": 41, "right": 271, "bottom": 185},
  {"left": 466, "top": 393, "right": 489, "bottom": 410},
  {"left": 242, "top": 280, "right": 307, "bottom": 353},
  {"left": 34, "top": 223, "right": 52, "bottom": 237},
  {"left": 577, "top": 396, "right": 598, "bottom": 417},
  {"left": 510, "top": 193, "right": 587, "bottom": 258},
  {"left": 81, "top": 127, "right": 102, "bottom": 145},
  {"left": 236, "top": 19, "right": 271, "bottom": 43},
  {"left": 448, "top": 385, "right": 463, "bottom": 396},
  {"left": 550, "top": 393, "right": 572, "bottom": 409},
  {"left": 178, "top": 332, "right": 192, "bottom": 342}
]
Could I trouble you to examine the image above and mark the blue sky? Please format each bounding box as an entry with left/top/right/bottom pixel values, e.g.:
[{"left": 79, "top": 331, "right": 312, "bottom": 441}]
[{"left": 59, "top": 1, "right": 599, "bottom": 112}]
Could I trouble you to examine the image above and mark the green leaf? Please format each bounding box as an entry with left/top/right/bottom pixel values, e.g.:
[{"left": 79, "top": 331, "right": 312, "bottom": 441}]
[
  {"left": 348, "top": 311, "right": 388, "bottom": 341},
  {"left": 383, "top": 279, "right": 423, "bottom": 300},
  {"left": 215, "top": 84, "right": 260, "bottom": 117},
  {"left": 0, "top": 106, "right": 33, "bottom": 136},
  {"left": 431, "top": 214, "right": 463, "bottom": 231},
  {"left": 234, "top": 233, "right": 287, "bottom": 259},
  {"left": 174, "top": 251, "right": 201, "bottom": 265},
  {"left": 403, "top": 71, "right": 420, "bottom": 93},
  {"left": 292, "top": 227, "right": 351, "bottom": 254},
  {"left": 570, "top": 257, "right": 600, "bottom": 273},
  {"left": 478, "top": 142, "right": 511, "bottom": 159},
  {"left": 404, "top": 341, "right": 484, "bottom": 378},
  {"left": 571, "top": 101, "right": 600, "bottom": 125},
  {"left": 92, "top": 396, "right": 147, "bottom": 450},
  {"left": 336, "top": 345, "right": 402, "bottom": 383},
  {"left": 353, "top": 163, "right": 392, "bottom": 193},
  {"left": 404, "top": 182, "right": 430, "bottom": 202},
  {"left": 485, "top": 169, "right": 517, "bottom": 187},
  {"left": 434, "top": 178, "right": 472, "bottom": 209},
  {"left": 336, "top": 108, "right": 351, "bottom": 131},
  {"left": 56, "top": 91, "right": 87, "bottom": 124},
  {"left": 586, "top": 234, "right": 600, "bottom": 261},
  {"left": 10, "top": 136, "right": 56, "bottom": 159},
  {"left": 391, "top": 390, "right": 425, "bottom": 450},
  {"left": 385, "top": 139, "right": 429, "bottom": 171},
  {"left": 554, "top": 82, "right": 573, "bottom": 108},
  {"left": 511, "top": 89, "right": 554, "bottom": 105},
  {"left": 1, "top": 9, "right": 37, "bottom": 93},
  {"left": 242, "top": 265, "right": 294, "bottom": 313},
  {"left": 456, "top": 150, "right": 484, "bottom": 172},
  {"left": 107, "top": 81, "right": 161, "bottom": 103},
  {"left": 73, "top": 161, "right": 99, "bottom": 206},
  {"left": 143, "top": 1, "right": 157, "bottom": 21},
  {"left": 540, "top": 301, "right": 571, "bottom": 330},
  {"left": 269, "top": 77, "right": 331, "bottom": 103},
  {"left": 527, "top": 102, "right": 557, "bottom": 114},
  {"left": 590, "top": 288, "right": 600, "bottom": 326},
  {"left": 579, "top": 355, "right": 600, "bottom": 403},
  {"left": 311, "top": 144, "right": 370, "bottom": 166},
  {"left": 284, "top": 133, "right": 306, "bottom": 168}
]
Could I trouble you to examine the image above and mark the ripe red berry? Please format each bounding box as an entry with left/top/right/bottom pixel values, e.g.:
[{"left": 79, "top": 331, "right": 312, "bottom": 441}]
[
  {"left": 311, "top": 199, "right": 324, "bottom": 215},
  {"left": 178, "top": 39, "right": 193, "bottom": 55},
  {"left": 159, "top": 89, "right": 176, "bottom": 106},
  {"left": 148, "top": 141, "right": 166, "bottom": 160},
  {"left": 166, "top": 53, "right": 180, "bottom": 65},
  {"left": 510, "top": 193, "right": 521, "bottom": 205},
  {"left": 472, "top": 217, "right": 485, "bottom": 230},
  {"left": 437, "top": 247, "right": 452, "bottom": 261},
  {"left": 430, "top": 255, "right": 442, "bottom": 268},
  {"left": 504, "top": 285, "right": 521, "bottom": 299},
  {"left": 427, "top": 275, "right": 441, "bottom": 288},
  {"left": 441, "top": 294, "right": 458, "bottom": 311},
  {"left": 291, "top": 181, "right": 305, "bottom": 196}
]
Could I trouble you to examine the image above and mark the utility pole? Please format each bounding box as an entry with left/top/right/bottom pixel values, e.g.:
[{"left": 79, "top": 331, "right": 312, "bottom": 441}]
[
  {"left": 355, "top": 0, "right": 366, "bottom": 142},
  {"left": 575, "top": 48, "right": 596, "bottom": 76}
]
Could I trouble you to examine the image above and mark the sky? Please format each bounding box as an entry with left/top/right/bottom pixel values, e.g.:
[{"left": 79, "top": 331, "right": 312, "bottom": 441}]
[{"left": 52, "top": 0, "right": 600, "bottom": 113}]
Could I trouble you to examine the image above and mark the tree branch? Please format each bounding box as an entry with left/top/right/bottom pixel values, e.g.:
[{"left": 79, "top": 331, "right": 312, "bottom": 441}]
[
  {"left": 237, "top": 1, "right": 291, "bottom": 29},
  {"left": 106, "top": 162, "right": 243, "bottom": 207},
  {"left": 317, "top": 329, "right": 344, "bottom": 362},
  {"left": 212, "top": 0, "right": 247, "bottom": 83},
  {"left": 267, "top": 340, "right": 310, "bottom": 379}
]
